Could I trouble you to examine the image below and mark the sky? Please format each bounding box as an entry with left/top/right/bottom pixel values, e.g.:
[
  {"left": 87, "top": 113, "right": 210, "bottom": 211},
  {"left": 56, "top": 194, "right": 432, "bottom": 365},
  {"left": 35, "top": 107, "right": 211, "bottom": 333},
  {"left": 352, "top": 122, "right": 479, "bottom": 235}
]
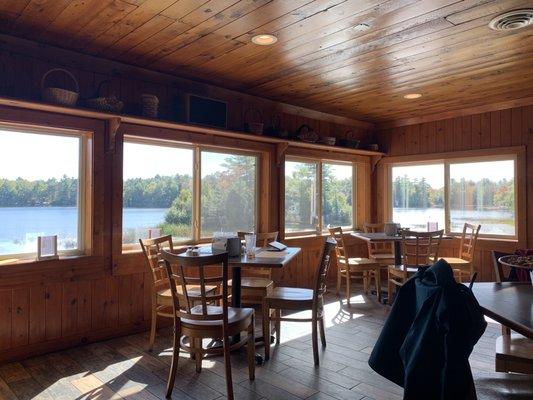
[
  {"left": 392, "top": 160, "right": 514, "bottom": 189},
  {"left": 0, "top": 130, "right": 79, "bottom": 180}
]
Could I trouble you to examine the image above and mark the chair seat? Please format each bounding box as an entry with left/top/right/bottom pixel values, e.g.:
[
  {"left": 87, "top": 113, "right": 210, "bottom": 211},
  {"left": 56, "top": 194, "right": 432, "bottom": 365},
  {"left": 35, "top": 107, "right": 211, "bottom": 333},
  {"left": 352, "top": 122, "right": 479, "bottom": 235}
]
[
  {"left": 371, "top": 253, "right": 395, "bottom": 261},
  {"left": 436, "top": 256, "right": 470, "bottom": 266},
  {"left": 265, "top": 287, "right": 314, "bottom": 309},
  {"left": 388, "top": 265, "right": 419, "bottom": 276},
  {"left": 181, "top": 305, "right": 254, "bottom": 329},
  {"left": 229, "top": 277, "right": 274, "bottom": 289},
  {"left": 495, "top": 333, "right": 533, "bottom": 373},
  {"left": 157, "top": 285, "right": 217, "bottom": 306}
]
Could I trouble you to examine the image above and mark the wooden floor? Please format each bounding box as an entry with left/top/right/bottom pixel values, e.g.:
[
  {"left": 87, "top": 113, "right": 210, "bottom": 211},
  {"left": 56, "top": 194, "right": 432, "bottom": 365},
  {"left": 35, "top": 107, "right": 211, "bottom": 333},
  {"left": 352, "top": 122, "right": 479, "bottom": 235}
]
[{"left": 0, "top": 290, "right": 528, "bottom": 400}]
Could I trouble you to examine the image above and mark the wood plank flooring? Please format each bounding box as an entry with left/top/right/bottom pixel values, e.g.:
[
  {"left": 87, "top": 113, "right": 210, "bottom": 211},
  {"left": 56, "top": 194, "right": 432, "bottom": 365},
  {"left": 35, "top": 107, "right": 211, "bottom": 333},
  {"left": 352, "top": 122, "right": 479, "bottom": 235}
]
[{"left": 0, "top": 290, "right": 527, "bottom": 400}]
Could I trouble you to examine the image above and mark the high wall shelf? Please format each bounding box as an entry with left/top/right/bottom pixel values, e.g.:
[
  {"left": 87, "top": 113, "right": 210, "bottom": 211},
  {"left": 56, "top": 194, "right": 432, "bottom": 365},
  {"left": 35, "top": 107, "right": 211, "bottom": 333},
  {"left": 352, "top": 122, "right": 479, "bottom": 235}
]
[{"left": 0, "top": 97, "right": 385, "bottom": 158}]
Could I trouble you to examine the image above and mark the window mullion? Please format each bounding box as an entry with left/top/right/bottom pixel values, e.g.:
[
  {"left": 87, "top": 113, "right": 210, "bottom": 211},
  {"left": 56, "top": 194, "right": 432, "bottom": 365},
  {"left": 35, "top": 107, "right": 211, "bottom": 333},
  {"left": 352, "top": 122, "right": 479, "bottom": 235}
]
[
  {"left": 193, "top": 147, "right": 201, "bottom": 242},
  {"left": 444, "top": 162, "right": 450, "bottom": 234},
  {"left": 316, "top": 162, "right": 322, "bottom": 234}
]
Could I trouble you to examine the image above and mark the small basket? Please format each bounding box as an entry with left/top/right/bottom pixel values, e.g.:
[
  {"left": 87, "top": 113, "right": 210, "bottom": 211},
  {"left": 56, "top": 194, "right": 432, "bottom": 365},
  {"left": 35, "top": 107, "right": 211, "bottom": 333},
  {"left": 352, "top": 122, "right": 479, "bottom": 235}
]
[
  {"left": 243, "top": 108, "right": 264, "bottom": 135},
  {"left": 141, "top": 94, "right": 159, "bottom": 118},
  {"left": 41, "top": 68, "right": 79, "bottom": 106},
  {"left": 85, "top": 80, "right": 123, "bottom": 113},
  {"left": 296, "top": 124, "right": 319, "bottom": 143}
]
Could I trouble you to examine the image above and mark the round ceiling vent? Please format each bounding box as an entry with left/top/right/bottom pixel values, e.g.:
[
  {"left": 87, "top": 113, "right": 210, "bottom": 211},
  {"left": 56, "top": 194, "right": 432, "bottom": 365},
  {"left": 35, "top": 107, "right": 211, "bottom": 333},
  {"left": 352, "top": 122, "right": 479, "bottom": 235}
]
[{"left": 489, "top": 9, "right": 533, "bottom": 31}]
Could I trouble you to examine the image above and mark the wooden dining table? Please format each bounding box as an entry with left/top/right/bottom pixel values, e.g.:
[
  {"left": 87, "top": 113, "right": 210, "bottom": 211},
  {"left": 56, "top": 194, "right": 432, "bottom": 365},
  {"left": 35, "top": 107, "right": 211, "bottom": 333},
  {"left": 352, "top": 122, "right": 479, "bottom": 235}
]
[
  {"left": 183, "top": 246, "right": 301, "bottom": 363},
  {"left": 351, "top": 231, "right": 452, "bottom": 265},
  {"left": 471, "top": 282, "right": 533, "bottom": 339}
]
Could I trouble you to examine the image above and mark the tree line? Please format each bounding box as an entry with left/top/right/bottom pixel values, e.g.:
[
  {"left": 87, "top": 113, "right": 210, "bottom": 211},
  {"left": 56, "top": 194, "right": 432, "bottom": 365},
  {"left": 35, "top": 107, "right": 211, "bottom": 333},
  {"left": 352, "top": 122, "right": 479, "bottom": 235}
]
[{"left": 393, "top": 176, "right": 514, "bottom": 210}]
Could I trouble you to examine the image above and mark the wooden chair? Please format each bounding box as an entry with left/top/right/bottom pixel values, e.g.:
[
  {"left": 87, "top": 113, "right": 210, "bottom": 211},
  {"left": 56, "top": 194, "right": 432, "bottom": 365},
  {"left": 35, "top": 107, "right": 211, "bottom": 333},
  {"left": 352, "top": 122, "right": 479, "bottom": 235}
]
[
  {"left": 232, "top": 231, "right": 278, "bottom": 306},
  {"left": 262, "top": 237, "right": 337, "bottom": 365},
  {"left": 438, "top": 223, "right": 480, "bottom": 282},
  {"left": 363, "top": 223, "right": 395, "bottom": 266},
  {"left": 387, "top": 230, "right": 443, "bottom": 303},
  {"left": 160, "top": 250, "right": 255, "bottom": 400},
  {"left": 490, "top": 250, "right": 533, "bottom": 374},
  {"left": 329, "top": 227, "right": 382, "bottom": 304},
  {"left": 139, "top": 235, "right": 217, "bottom": 352}
]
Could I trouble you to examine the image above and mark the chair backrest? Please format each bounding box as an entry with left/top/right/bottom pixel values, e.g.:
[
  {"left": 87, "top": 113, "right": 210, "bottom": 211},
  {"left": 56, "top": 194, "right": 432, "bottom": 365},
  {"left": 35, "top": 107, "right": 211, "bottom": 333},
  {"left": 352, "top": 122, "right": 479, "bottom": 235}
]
[
  {"left": 491, "top": 250, "right": 513, "bottom": 283},
  {"left": 458, "top": 223, "right": 481, "bottom": 263},
  {"left": 160, "top": 250, "right": 229, "bottom": 323},
  {"left": 313, "top": 237, "right": 338, "bottom": 302},
  {"left": 237, "top": 231, "right": 278, "bottom": 247},
  {"left": 140, "top": 235, "right": 174, "bottom": 291},
  {"left": 328, "top": 226, "right": 347, "bottom": 260},
  {"left": 364, "top": 222, "right": 393, "bottom": 256},
  {"left": 401, "top": 229, "right": 444, "bottom": 268}
]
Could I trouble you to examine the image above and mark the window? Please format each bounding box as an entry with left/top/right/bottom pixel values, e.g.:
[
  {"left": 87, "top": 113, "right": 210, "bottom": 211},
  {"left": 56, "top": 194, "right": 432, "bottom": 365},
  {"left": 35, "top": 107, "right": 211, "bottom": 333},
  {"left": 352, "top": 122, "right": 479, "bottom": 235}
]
[
  {"left": 201, "top": 151, "right": 257, "bottom": 237},
  {"left": 285, "top": 159, "right": 355, "bottom": 234},
  {"left": 392, "top": 164, "right": 444, "bottom": 231},
  {"left": 0, "top": 126, "right": 86, "bottom": 258},
  {"left": 122, "top": 141, "right": 193, "bottom": 245},
  {"left": 449, "top": 160, "right": 515, "bottom": 236},
  {"left": 390, "top": 156, "right": 517, "bottom": 237},
  {"left": 122, "top": 138, "right": 258, "bottom": 248}
]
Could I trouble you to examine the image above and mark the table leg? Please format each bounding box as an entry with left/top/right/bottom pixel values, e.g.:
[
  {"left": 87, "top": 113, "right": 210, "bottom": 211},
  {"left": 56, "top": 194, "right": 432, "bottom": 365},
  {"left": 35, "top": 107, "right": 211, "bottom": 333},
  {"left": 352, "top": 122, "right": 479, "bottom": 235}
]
[
  {"left": 394, "top": 241, "right": 402, "bottom": 266},
  {"left": 231, "top": 266, "right": 241, "bottom": 344}
]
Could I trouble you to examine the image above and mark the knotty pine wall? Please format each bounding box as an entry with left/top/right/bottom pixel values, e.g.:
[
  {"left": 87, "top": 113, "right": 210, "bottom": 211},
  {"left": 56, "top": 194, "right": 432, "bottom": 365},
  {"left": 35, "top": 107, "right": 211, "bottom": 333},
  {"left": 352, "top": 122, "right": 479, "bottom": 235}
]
[
  {"left": 0, "top": 48, "right": 374, "bottom": 363},
  {"left": 375, "top": 105, "right": 533, "bottom": 281}
]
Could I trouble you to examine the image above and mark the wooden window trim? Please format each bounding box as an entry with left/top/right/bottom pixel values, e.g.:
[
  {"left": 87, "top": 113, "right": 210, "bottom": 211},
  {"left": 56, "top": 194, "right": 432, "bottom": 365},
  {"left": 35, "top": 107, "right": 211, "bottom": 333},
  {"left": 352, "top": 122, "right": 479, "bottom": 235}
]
[
  {"left": 0, "top": 122, "right": 92, "bottom": 262},
  {"left": 380, "top": 146, "right": 526, "bottom": 242}
]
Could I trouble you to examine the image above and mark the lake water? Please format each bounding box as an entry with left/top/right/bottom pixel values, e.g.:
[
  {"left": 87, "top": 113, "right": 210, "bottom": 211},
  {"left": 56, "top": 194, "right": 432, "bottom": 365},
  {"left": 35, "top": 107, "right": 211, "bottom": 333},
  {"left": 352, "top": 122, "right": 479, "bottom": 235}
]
[
  {"left": 0, "top": 206, "right": 515, "bottom": 255},
  {"left": 0, "top": 207, "right": 166, "bottom": 255}
]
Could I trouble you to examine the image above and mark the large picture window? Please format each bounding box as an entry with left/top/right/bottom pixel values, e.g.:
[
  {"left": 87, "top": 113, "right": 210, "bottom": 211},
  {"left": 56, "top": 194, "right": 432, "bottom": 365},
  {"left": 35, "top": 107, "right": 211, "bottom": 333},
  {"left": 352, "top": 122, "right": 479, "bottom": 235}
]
[
  {"left": 285, "top": 159, "right": 355, "bottom": 234},
  {"left": 390, "top": 155, "right": 516, "bottom": 237},
  {"left": 122, "top": 138, "right": 258, "bottom": 248},
  {"left": 0, "top": 126, "right": 86, "bottom": 258}
]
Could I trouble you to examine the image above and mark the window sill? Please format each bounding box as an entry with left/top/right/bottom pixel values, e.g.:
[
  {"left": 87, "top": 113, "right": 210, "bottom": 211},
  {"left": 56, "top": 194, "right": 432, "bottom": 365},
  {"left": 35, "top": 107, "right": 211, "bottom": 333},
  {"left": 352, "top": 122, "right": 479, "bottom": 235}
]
[
  {"left": 284, "top": 230, "right": 358, "bottom": 240},
  {"left": 0, "top": 254, "right": 93, "bottom": 267}
]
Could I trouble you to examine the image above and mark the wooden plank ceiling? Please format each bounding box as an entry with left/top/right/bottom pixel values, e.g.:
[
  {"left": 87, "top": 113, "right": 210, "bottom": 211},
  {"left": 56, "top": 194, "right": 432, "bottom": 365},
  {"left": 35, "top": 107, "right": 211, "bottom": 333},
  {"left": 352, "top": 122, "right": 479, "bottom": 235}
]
[{"left": 0, "top": 0, "right": 532, "bottom": 123}]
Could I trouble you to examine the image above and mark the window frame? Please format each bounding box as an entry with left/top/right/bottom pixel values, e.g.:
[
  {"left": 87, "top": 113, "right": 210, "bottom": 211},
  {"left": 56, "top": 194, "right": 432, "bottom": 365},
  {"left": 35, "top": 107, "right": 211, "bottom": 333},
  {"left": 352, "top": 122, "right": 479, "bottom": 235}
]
[
  {"left": 121, "top": 136, "right": 260, "bottom": 250},
  {"left": 284, "top": 156, "right": 357, "bottom": 237},
  {"left": 0, "top": 123, "right": 91, "bottom": 261},
  {"left": 386, "top": 150, "right": 522, "bottom": 240}
]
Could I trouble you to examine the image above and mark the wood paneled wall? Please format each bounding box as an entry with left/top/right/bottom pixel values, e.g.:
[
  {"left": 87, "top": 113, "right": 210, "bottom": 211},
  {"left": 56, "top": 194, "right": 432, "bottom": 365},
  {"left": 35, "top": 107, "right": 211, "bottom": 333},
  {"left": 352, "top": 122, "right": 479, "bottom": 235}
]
[{"left": 375, "top": 105, "right": 533, "bottom": 281}]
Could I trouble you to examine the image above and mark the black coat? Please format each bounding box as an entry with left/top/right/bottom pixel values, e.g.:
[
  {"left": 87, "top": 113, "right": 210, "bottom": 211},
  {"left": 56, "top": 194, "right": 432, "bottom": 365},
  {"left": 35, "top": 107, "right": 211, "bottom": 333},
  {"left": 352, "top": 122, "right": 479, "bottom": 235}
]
[{"left": 368, "top": 259, "right": 487, "bottom": 400}]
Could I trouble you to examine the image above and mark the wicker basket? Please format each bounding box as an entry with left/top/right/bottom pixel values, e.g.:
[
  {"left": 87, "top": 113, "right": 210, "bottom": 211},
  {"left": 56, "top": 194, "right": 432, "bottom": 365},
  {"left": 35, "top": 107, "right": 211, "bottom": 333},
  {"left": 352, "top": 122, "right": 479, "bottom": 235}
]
[
  {"left": 243, "top": 108, "right": 264, "bottom": 134},
  {"left": 41, "top": 68, "right": 79, "bottom": 106},
  {"left": 85, "top": 80, "right": 123, "bottom": 113},
  {"left": 141, "top": 94, "right": 159, "bottom": 118}
]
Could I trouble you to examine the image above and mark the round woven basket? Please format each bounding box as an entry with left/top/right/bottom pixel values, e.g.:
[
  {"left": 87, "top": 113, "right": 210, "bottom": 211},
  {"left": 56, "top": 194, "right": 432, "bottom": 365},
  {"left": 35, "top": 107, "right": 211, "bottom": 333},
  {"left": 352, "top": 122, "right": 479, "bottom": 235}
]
[
  {"left": 85, "top": 80, "right": 123, "bottom": 113},
  {"left": 41, "top": 68, "right": 79, "bottom": 106}
]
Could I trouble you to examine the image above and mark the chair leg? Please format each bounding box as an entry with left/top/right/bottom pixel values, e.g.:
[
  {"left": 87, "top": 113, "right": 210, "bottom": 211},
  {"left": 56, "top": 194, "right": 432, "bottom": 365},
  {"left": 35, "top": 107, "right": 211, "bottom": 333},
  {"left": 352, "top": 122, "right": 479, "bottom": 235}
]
[
  {"left": 363, "top": 272, "right": 369, "bottom": 294},
  {"left": 222, "top": 333, "right": 234, "bottom": 400},
  {"left": 319, "top": 315, "right": 326, "bottom": 347},
  {"left": 275, "top": 309, "right": 281, "bottom": 344},
  {"left": 387, "top": 270, "right": 393, "bottom": 305},
  {"left": 336, "top": 265, "right": 341, "bottom": 295},
  {"left": 262, "top": 300, "right": 271, "bottom": 361},
  {"left": 166, "top": 325, "right": 180, "bottom": 399},
  {"left": 247, "top": 314, "right": 255, "bottom": 381},
  {"left": 375, "top": 268, "right": 382, "bottom": 303},
  {"left": 194, "top": 338, "right": 202, "bottom": 373},
  {"left": 149, "top": 304, "right": 157, "bottom": 352},
  {"left": 502, "top": 325, "right": 511, "bottom": 335},
  {"left": 345, "top": 270, "right": 351, "bottom": 305},
  {"left": 311, "top": 311, "right": 319, "bottom": 366}
]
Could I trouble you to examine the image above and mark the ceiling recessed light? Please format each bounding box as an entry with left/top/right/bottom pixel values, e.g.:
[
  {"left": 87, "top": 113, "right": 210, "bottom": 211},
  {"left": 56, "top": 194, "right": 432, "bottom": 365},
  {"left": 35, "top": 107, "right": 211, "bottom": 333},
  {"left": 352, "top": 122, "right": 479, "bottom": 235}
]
[
  {"left": 251, "top": 34, "right": 278, "bottom": 45},
  {"left": 353, "top": 23, "right": 371, "bottom": 31},
  {"left": 403, "top": 93, "right": 422, "bottom": 99}
]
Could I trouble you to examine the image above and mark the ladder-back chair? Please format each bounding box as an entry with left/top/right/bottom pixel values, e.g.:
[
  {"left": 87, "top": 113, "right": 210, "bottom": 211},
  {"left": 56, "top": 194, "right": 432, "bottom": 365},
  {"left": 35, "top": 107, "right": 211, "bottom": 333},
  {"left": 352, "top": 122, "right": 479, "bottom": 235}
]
[
  {"left": 140, "top": 235, "right": 217, "bottom": 351},
  {"left": 262, "top": 237, "right": 337, "bottom": 365},
  {"left": 329, "top": 227, "right": 382, "bottom": 303},
  {"left": 160, "top": 250, "right": 255, "bottom": 400},
  {"left": 388, "top": 230, "right": 444, "bottom": 303},
  {"left": 363, "top": 223, "right": 395, "bottom": 266},
  {"left": 438, "top": 223, "right": 480, "bottom": 282}
]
